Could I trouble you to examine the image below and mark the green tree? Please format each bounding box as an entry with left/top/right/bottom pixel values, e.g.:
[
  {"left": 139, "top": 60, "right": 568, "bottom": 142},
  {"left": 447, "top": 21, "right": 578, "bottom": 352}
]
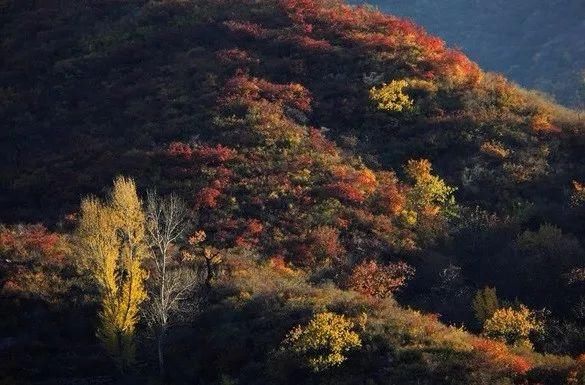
[{"left": 472, "top": 287, "right": 499, "bottom": 326}]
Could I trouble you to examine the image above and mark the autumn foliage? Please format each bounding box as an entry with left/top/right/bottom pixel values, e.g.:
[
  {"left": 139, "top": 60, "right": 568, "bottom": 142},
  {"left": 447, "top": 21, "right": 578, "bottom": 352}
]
[
  {"left": 471, "top": 338, "right": 532, "bottom": 375},
  {"left": 281, "top": 312, "right": 361, "bottom": 372},
  {"left": 347, "top": 260, "right": 414, "bottom": 298},
  {"left": 2, "top": 0, "right": 585, "bottom": 383}
]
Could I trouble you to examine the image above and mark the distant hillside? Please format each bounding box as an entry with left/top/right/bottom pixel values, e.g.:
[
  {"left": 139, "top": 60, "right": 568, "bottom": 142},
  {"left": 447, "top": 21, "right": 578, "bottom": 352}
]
[{"left": 360, "top": 0, "right": 585, "bottom": 107}]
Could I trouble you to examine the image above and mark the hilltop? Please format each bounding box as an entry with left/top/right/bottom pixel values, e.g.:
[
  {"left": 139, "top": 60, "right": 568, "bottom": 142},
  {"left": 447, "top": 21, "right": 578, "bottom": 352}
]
[{"left": 364, "top": 0, "right": 585, "bottom": 107}]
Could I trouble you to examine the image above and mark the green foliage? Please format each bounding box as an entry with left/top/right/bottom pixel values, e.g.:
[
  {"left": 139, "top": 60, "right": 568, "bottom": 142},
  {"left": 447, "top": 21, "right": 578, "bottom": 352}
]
[
  {"left": 281, "top": 312, "right": 362, "bottom": 372},
  {"left": 472, "top": 287, "right": 499, "bottom": 326}
]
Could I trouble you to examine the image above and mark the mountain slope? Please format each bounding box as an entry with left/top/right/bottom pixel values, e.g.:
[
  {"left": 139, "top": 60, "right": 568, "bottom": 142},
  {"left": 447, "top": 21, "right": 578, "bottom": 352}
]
[{"left": 2, "top": 0, "right": 585, "bottom": 383}]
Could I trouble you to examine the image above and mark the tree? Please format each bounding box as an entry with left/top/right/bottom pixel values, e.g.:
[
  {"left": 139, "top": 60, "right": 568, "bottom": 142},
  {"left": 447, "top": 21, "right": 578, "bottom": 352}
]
[
  {"left": 144, "top": 191, "right": 198, "bottom": 379},
  {"left": 369, "top": 79, "right": 414, "bottom": 113},
  {"left": 483, "top": 305, "right": 542, "bottom": 349},
  {"left": 472, "top": 287, "right": 499, "bottom": 327},
  {"left": 401, "top": 159, "right": 458, "bottom": 243},
  {"left": 182, "top": 230, "right": 219, "bottom": 289},
  {"left": 281, "top": 312, "right": 361, "bottom": 372},
  {"left": 403, "top": 159, "right": 457, "bottom": 218},
  {"left": 347, "top": 260, "right": 414, "bottom": 299},
  {"left": 76, "top": 177, "right": 148, "bottom": 369}
]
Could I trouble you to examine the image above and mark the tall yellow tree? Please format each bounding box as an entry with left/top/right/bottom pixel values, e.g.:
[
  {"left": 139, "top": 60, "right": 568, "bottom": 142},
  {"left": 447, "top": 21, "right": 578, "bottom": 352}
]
[{"left": 76, "top": 176, "right": 148, "bottom": 369}]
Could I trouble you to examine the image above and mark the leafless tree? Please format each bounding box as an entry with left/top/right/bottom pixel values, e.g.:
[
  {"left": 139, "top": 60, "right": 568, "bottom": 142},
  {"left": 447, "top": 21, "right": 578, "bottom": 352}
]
[{"left": 144, "top": 191, "right": 199, "bottom": 379}]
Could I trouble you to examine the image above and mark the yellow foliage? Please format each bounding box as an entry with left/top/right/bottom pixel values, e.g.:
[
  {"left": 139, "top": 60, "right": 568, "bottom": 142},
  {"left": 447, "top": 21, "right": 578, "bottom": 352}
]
[
  {"left": 76, "top": 176, "right": 148, "bottom": 368},
  {"left": 530, "top": 110, "right": 561, "bottom": 133},
  {"left": 281, "top": 312, "right": 361, "bottom": 372},
  {"left": 480, "top": 140, "right": 510, "bottom": 159},
  {"left": 403, "top": 159, "right": 458, "bottom": 222},
  {"left": 483, "top": 305, "right": 542, "bottom": 348},
  {"left": 369, "top": 79, "right": 414, "bottom": 113}
]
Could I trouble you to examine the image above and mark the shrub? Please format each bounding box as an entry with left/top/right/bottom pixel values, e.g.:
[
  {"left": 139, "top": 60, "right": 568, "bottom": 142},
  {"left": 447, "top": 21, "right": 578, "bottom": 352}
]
[
  {"left": 471, "top": 338, "right": 532, "bottom": 375},
  {"left": 483, "top": 305, "right": 542, "bottom": 348},
  {"left": 281, "top": 312, "right": 361, "bottom": 372},
  {"left": 480, "top": 141, "right": 510, "bottom": 159},
  {"left": 347, "top": 260, "right": 414, "bottom": 299},
  {"left": 369, "top": 80, "right": 414, "bottom": 113}
]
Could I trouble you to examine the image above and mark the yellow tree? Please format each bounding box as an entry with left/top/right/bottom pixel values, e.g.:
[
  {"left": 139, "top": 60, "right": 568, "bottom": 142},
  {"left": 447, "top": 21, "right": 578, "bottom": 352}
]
[
  {"left": 369, "top": 79, "right": 414, "bottom": 113},
  {"left": 281, "top": 312, "right": 361, "bottom": 372},
  {"left": 76, "top": 176, "right": 148, "bottom": 369},
  {"left": 483, "top": 305, "right": 542, "bottom": 349},
  {"left": 401, "top": 159, "right": 458, "bottom": 243}
]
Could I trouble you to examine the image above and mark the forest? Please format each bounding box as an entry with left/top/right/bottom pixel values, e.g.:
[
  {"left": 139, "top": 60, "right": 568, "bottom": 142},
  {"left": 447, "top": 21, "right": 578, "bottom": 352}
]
[{"left": 1, "top": 0, "right": 585, "bottom": 384}]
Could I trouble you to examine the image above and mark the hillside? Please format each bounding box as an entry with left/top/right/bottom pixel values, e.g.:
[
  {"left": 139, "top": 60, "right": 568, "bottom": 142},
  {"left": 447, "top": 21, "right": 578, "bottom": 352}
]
[
  {"left": 2, "top": 0, "right": 585, "bottom": 384},
  {"left": 360, "top": 0, "right": 585, "bottom": 107}
]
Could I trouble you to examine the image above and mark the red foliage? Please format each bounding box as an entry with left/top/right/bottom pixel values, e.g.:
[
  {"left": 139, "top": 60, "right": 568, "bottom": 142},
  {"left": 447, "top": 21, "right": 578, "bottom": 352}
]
[
  {"left": 347, "top": 260, "right": 414, "bottom": 298},
  {"left": 324, "top": 166, "right": 377, "bottom": 204},
  {"left": 279, "top": 0, "right": 480, "bottom": 85},
  {"left": 310, "top": 226, "right": 344, "bottom": 261},
  {"left": 268, "top": 254, "right": 288, "bottom": 270},
  {"left": 196, "top": 187, "right": 221, "bottom": 208},
  {"left": 0, "top": 225, "right": 71, "bottom": 303},
  {"left": 324, "top": 181, "right": 366, "bottom": 203},
  {"left": 0, "top": 224, "right": 67, "bottom": 265},
  {"left": 375, "top": 171, "right": 406, "bottom": 216},
  {"left": 436, "top": 49, "right": 482, "bottom": 86},
  {"left": 193, "top": 144, "right": 237, "bottom": 165},
  {"left": 246, "top": 219, "right": 264, "bottom": 236},
  {"left": 168, "top": 143, "right": 237, "bottom": 164},
  {"left": 568, "top": 354, "right": 585, "bottom": 384},
  {"left": 471, "top": 338, "right": 532, "bottom": 375},
  {"left": 530, "top": 112, "right": 561, "bottom": 134},
  {"left": 235, "top": 219, "right": 264, "bottom": 248},
  {"left": 308, "top": 128, "right": 338, "bottom": 155},
  {"left": 167, "top": 141, "right": 193, "bottom": 159},
  {"left": 292, "top": 226, "right": 345, "bottom": 267},
  {"left": 289, "top": 35, "right": 334, "bottom": 52}
]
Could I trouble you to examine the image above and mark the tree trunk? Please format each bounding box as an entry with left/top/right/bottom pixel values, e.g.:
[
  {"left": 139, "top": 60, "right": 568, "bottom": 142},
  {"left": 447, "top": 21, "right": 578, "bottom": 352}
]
[
  {"left": 205, "top": 257, "right": 213, "bottom": 288},
  {"left": 158, "top": 326, "right": 166, "bottom": 380}
]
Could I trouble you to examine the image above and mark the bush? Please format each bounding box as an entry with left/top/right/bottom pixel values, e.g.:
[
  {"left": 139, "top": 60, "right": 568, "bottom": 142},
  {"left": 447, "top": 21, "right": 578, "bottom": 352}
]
[
  {"left": 483, "top": 305, "right": 542, "bottom": 348},
  {"left": 369, "top": 80, "right": 414, "bottom": 113},
  {"left": 281, "top": 312, "right": 362, "bottom": 372},
  {"left": 347, "top": 260, "right": 414, "bottom": 299}
]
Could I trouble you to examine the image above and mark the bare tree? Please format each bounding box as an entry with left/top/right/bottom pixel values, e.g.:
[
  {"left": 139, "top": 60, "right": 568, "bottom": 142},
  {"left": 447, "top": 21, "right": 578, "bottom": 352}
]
[{"left": 144, "top": 191, "right": 199, "bottom": 379}]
